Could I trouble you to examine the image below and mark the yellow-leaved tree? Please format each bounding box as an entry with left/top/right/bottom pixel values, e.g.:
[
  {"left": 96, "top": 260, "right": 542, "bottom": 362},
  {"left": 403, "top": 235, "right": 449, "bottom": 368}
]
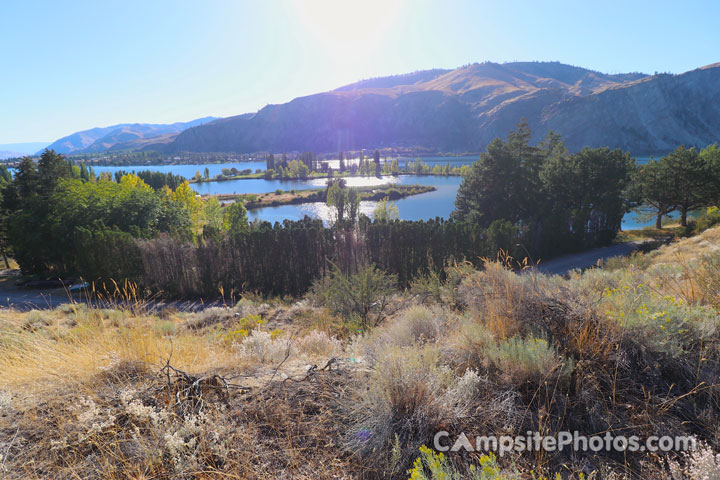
[{"left": 170, "top": 181, "right": 202, "bottom": 234}]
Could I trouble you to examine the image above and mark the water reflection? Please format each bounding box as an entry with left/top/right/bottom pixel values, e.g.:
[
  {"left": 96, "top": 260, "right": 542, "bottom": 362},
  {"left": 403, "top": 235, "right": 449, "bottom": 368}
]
[{"left": 305, "top": 176, "right": 402, "bottom": 188}]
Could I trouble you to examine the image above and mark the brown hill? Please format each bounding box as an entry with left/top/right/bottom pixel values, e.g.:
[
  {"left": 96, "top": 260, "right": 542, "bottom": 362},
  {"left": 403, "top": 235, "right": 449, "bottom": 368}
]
[{"left": 141, "top": 61, "right": 718, "bottom": 155}]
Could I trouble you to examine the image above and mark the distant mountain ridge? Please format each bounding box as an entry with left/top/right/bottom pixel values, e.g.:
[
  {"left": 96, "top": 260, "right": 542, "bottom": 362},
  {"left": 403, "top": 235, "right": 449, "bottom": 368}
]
[
  {"left": 0, "top": 151, "right": 24, "bottom": 160},
  {"left": 333, "top": 69, "right": 452, "bottom": 92},
  {"left": 165, "top": 61, "right": 720, "bottom": 155},
  {"left": 43, "top": 117, "right": 217, "bottom": 154},
  {"left": 0, "top": 142, "right": 51, "bottom": 160},
  {"left": 39, "top": 61, "right": 720, "bottom": 156}
]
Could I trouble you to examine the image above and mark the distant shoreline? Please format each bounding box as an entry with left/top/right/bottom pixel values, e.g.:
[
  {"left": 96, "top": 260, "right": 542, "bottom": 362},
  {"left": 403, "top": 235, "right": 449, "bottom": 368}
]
[{"left": 204, "top": 183, "right": 436, "bottom": 210}]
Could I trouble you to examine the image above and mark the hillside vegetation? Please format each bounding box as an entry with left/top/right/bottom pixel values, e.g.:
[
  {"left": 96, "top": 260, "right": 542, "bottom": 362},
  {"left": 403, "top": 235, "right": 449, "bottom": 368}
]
[{"left": 1, "top": 230, "right": 720, "bottom": 478}]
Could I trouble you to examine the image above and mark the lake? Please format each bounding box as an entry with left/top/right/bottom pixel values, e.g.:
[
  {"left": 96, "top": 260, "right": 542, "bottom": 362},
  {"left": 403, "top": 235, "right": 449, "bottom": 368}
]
[
  {"left": 247, "top": 175, "right": 463, "bottom": 224},
  {"left": 93, "top": 156, "right": 479, "bottom": 184},
  {"left": 92, "top": 155, "right": 657, "bottom": 229}
]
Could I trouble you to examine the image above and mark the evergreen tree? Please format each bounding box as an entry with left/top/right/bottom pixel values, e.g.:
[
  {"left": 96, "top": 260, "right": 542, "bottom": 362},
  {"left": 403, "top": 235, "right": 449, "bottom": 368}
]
[
  {"left": 4, "top": 157, "right": 37, "bottom": 210},
  {"left": 37, "top": 149, "right": 72, "bottom": 197},
  {"left": 634, "top": 158, "right": 676, "bottom": 229},
  {"left": 452, "top": 133, "right": 529, "bottom": 226},
  {"left": 665, "top": 146, "right": 712, "bottom": 226},
  {"left": 541, "top": 147, "right": 635, "bottom": 248},
  {"left": 701, "top": 143, "right": 720, "bottom": 204},
  {"left": 373, "top": 150, "right": 381, "bottom": 177},
  {"left": 347, "top": 187, "right": 359, "bottom": 223}
]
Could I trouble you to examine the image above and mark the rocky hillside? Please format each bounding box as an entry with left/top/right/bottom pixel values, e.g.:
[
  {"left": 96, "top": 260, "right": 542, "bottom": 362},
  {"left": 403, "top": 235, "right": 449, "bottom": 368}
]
[
  {"left": 167, "top": 61, "right": 720, "bottom": 155},
  {"left": 44, "top": 116, "right": 217, "bottom": 154}
]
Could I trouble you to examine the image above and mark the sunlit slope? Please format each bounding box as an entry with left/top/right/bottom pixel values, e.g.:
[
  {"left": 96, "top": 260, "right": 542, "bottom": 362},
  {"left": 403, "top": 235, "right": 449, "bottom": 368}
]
[{"left": 168, "top": 61, "right": 720, "bottom": 154}]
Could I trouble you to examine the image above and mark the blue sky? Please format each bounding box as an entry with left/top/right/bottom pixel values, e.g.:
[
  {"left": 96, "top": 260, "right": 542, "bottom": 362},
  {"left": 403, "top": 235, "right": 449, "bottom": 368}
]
[{"left": 2, "top": 0, "right": 719, "bottom": 143}]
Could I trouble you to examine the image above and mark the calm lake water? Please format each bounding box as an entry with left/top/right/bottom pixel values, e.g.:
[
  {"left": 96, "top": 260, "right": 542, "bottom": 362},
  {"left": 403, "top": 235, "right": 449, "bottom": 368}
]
[
  {"left": 247, "top": 176, "right": 463, "bottom": 225},
  {"left": 91, "top": 155, "right": 657, "bottom": 229}
]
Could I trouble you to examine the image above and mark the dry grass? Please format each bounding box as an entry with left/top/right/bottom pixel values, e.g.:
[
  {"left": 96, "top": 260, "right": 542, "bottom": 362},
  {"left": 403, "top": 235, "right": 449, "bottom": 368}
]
[
  {"left": 0, "top": 300, "right": 363, "bottom": 478},
  {"left": 616, "top": 223, "right": 683, "bottom": 241},
  {"left": 649, "top": 226, "right": 720, "bottom": 266},
  {"left": 1, "top": 253, "right": 720, "bottom": 479},
  {"left": 0, "top": 307, "right": 238, "bottom": 391}
]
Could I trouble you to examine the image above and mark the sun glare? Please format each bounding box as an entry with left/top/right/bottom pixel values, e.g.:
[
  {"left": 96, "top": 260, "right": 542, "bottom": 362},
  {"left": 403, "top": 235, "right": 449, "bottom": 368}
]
[{"left": 289, "top": 0, "right": 405, "bottom": 65}]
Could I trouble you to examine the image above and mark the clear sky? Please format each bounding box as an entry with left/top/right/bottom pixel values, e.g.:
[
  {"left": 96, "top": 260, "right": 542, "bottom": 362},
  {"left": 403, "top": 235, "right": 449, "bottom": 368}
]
[{"left": 2, "top": 0, "right": 719, "bottom": 143}]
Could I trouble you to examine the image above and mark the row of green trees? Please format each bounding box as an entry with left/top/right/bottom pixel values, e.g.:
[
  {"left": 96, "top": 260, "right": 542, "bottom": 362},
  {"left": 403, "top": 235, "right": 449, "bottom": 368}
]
[
  {"left": 264, "top": 150, "right": 386, "bottom": 179},
  {"left": 71, "top": 216, "right": 518, "bottom": 297},
  {"left": 264, "top": 148, "right": 474, "bottom": 180},
  {"left": 0, "top": 150, "right": 249, "bottom": 273},
  {"left": 266, "top": 150, "right": 472, "bottom": 179},
  {"left": 113, "top": 169, "right": 187, "bottom": 190},
  {"left": 634, "top": 145, "right": 720, "bottom": 227},
  {"left": 337, "top": 150, "right": 382, "bottom": 174},
  {"left": 453, "top": 122, "right": 720, "bottom": 246},
  {"left": 452, "top": 123, "right": 635, "bottom": 255},
  {"left": 265, "top": 152, "right": 316, "bottom": 175}
]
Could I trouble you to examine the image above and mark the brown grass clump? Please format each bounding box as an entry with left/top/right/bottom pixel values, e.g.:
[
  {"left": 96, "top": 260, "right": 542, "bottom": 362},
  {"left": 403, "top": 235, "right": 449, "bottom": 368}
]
[
  {"left": 0, "top": 301, "right": 360, "bottom": 479},
  {"left": 649, "top": 226, "right": 720, "bottom": 267},
  {"left": 2, "top": 360, "right": 358, "bottom": 479}
]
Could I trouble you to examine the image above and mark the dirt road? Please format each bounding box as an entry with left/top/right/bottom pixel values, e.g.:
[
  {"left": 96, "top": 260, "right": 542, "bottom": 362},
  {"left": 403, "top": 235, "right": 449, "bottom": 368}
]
[{"left": 532, "top": 242, "right": 639, "bottom": 276}]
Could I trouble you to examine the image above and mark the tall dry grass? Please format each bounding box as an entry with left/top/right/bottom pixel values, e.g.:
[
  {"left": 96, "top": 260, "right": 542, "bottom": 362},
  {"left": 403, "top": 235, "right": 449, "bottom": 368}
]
[{"left": 0, "top": 306, "right": 238, "bottom": 390}]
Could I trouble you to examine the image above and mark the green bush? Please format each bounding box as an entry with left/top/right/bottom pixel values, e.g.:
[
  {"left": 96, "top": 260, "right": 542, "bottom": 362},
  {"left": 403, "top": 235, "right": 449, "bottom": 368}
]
[
  {"left": 694, "top": 206, "right": 720, "bottom": 233},
  {"left": 485, "top": 336, "right": 570, "bottom": 384},
  {"left": 410, "top": 260, "right": 475, "bottom": 306},
  {"left": 311, "top": 263, "right": 397, "bottom": 328}
]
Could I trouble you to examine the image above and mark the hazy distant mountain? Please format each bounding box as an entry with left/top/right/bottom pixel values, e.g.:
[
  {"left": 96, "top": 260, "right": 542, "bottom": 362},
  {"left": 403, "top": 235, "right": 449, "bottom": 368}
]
[
  {"left": 0, "top": 151, "right": 23, "bottom": 160},
  {"left": 166, "top": 61, "right": 720, "bottom": 155},
  {"left": 43, "top": 117, "right": 217, "bottom": 154},
  {"left": 0, "top": 142, "right": 51, "bottom": 159}
]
